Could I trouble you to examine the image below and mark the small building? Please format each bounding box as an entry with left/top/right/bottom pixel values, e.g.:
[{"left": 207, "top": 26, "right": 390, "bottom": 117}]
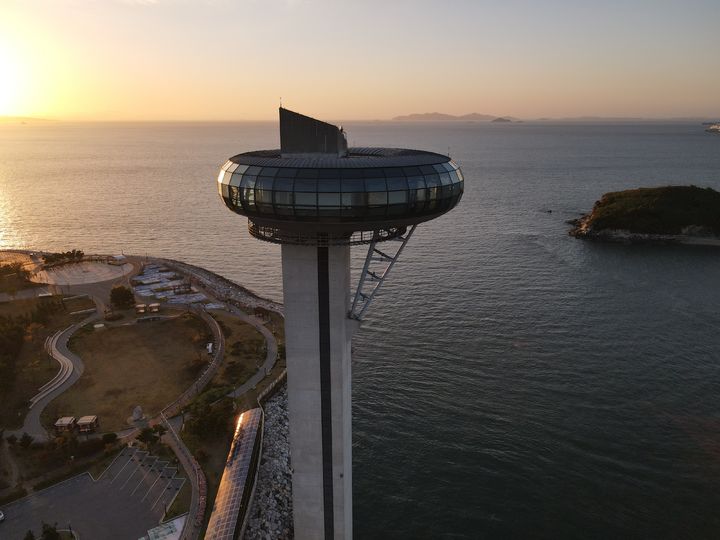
[
  {"left": 54, "top": 416, "right": 76, "bottom": 434},
  {"left": 148, "top": 303, "right": 161, "bottom": 313},
  {"left": 135, "top": 304, "right": 147, "bottom": 314},
  {"left": 206, "top": 342, "right": 214, "bottom": 355},
  {"left": 77, "top": 415, "right": 100, "bottom": 433},
  {"left": 109, "top": 255, "right": 127, "bottom": 266}
]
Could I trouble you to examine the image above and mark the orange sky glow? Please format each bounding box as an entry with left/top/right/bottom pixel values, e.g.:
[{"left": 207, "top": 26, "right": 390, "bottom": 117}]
[{"left": 1, "top": 0, "right": 719, "bottom": 121}]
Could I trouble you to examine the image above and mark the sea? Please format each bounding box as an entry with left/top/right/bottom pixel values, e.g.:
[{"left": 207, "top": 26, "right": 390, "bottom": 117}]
[{"left": 1, "top": 121, "right": 720, "bottom": 539}]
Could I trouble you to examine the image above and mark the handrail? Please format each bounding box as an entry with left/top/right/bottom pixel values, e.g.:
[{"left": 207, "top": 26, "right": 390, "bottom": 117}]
[
  {"left": 161, "top": 413, "right": 207, "bottom": 540},
  {"left": 160, "top": 307, "right": 224, "bottom": 419}
]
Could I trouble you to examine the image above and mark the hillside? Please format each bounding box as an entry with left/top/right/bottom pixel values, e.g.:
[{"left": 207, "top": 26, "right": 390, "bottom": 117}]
[
  {"left": 393, "top": 112, "right": 511, "bottom": 122},
  {"left": 569, "top": 186, "right": 720, "bottom": 240}
]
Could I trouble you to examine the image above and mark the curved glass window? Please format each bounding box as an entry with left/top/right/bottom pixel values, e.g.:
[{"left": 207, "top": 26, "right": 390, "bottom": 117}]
[
  {"left": 317, "top": 178, "right": 341, "bottom": 192},
  {"left": 259, "top": 167, "right": 279, "bottom": 177},
  {"left": 386, "top": 177, "right": 408, "bottom": 191},
  {"left": 295, "top": 192, "right": 317, "bottom": 206},
  {"left": 342, "top": 179, "right": 364, "bottom": 192},
  {"left": 274, "top": 191, "right": 293, "bottom": 205},
  {"left": 274, "top": 177, "right": 294, "bottom": 191},
  {"left": 256, "top": 177, "right": 274, "bottom": 190},
  {"left": 388, "top": 191, "right": 408, "bottom": 204},
  {"left": 218, "top": 159, "right": 464, "bottom": 224},
  {"left": 240, "top": 176, "right": 256, "bottom": 189},
  {"left": 318, "top": 193, "right": 341, "bottom": 207},
  {"left": 368, "top": 192, "right": 388, "bottom": 205},
  {"left": 294, "top": 179, "right": 317, "bottom": 192},
  {"left": 363, "top": 168, "right": 385, "bottom": 178},
  {"left": 365, "top": 178, "right": 386, "bottom": 191},
  {"left": 229, "top": 172, "right": 244, "bottom": 187},
  {"left": 256, "top": 188, "right": 273, "bottom": 204},
  {"left": 297, "top": 169, "right": 319, "bottom": 179}
]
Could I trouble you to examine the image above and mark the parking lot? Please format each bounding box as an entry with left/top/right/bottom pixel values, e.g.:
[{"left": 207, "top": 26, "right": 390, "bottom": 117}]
[{"left": 1, "top": 447, "right": 185, "bottom": 539}]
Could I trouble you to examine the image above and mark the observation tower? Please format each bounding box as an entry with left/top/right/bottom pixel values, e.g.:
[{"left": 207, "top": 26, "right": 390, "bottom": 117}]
[{"left": 216, "top": 108, "right": 463, "bottom": 539}]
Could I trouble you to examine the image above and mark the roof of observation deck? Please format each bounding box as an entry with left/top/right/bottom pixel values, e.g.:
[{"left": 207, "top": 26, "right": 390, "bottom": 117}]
[{"left": 229, "top": 147, "right": 452, "bottom": 169}]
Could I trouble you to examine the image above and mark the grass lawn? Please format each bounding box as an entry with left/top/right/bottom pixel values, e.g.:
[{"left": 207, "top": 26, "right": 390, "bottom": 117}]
[
  {"left": 209, "top": 310, "right": 266, "bottom": 389},
  {"left": 44, "top": 314, "right": 211, "bottom": 432},
  {"left": 63, "top": 296, "right": 96, "bottom": 314},
  {"left": 182, "top": 425, "right": 234, "bottom": 530},
  {"left": 166, "top": 480, "right": 191, "bottom": 520},
  {"left": 0, "top": 297, "right": 47, "bottom": 319},
  {"left": 0, "top": 297, "right": 92, "bottom": 430}
]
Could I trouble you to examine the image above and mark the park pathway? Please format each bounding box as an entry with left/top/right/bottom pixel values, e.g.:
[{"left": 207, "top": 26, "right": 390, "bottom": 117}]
[
  {"left": 7, "top": 309, "right": 97, "bottom": 442},
  {"left": 223, "top": 305, "right": 279, "bottom": 399}
]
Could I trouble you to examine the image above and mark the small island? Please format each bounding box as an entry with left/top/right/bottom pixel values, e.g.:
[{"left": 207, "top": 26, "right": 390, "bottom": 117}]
[{"left": 568, "top": 185, "right": 720, "bottom": 245}]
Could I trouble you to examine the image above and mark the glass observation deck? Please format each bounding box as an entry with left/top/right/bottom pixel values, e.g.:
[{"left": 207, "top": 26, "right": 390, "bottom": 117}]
[{"left": 217, "top": 148, "right": 464, "bottom": 235}]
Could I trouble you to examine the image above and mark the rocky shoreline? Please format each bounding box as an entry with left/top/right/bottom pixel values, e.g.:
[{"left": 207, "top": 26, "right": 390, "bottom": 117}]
[
  {"left": 158, "top": 257, "right": 283, "bottom": 313},
  {"left": 568, "top": 217, "right": 720, "bottom": 246},
  {"left": 245, "top": 387, "right": 293, "bottom": 540}
]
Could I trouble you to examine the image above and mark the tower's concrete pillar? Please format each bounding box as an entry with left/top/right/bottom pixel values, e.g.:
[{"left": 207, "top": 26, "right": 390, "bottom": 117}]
[{"left": 281, "top": 244, "right": 353, "bottom": 540}]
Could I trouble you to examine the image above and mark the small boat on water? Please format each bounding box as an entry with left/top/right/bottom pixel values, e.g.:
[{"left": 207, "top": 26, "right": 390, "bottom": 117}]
[{"left": 705, "top": 123, "right": 720, "bottom": 134}]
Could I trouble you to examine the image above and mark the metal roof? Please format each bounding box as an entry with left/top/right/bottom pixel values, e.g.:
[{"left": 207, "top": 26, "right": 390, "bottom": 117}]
[
  {"left": 204, "top": 408, "right": 263, "bottom": 540},
  {"left": 230, "top": 147, "right": 450, "bottom": 169}
]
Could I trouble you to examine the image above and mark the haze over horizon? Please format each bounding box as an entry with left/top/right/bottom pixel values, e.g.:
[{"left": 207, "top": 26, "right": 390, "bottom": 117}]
[{"left": 1, "top": 0, "right": 719, "bottom": 122}]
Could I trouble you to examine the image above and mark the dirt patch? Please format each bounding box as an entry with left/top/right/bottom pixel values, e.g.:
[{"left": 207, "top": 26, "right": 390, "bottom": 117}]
[{"left": 45, "top": 314, "right": 211, "bottom": 431}]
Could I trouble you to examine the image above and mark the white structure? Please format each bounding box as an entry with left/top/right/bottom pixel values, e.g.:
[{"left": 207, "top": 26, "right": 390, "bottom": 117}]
[
  {"left": 282, "top": 245, "right": 354, "bottom": 538},
  {"left": 216, "top": 108, "right": 464, "bottom": 539}
]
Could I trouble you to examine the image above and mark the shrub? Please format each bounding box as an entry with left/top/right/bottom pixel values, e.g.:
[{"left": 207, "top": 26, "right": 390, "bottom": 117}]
[
  {"left": 0, "top": 486, "right": 27, "bottom": 505},
  {"left": 101, "top": 433, "right": 118, "bottom": 444},
  {"left": 75, "top": 438, "right": 104, "bottom": 458}
]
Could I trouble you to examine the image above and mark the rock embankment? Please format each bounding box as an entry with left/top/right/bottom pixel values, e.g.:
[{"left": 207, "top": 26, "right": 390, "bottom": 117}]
[
  {"left": 245, "top": 387, "right": 293, "bottom": 540},
  {"left": 160, "top": 258, "right": 283, "bottom": 313}
]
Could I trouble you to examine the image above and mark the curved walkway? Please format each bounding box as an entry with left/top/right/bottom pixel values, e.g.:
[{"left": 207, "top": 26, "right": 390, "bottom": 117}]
[
  {"left": 223, "top": 305, "right": 279, "bottom": 399},
  {"left": 8, "top": 312, "right": 97, "bottom": 442}
]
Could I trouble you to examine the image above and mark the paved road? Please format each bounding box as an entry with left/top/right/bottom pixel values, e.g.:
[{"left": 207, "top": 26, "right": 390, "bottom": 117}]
[{"left": 0, "top": 447, "right": 184, "bottom": 540}]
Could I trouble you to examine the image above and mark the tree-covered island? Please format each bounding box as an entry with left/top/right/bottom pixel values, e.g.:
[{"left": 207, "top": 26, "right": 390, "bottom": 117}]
[{"left": 568, "top": 186, "right": 720, "bottom": 244}]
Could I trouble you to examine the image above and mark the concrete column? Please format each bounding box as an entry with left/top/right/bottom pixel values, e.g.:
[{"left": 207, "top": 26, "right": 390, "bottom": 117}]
[{"left": 282, "top": 244, "right": 353, "bottom": 540}]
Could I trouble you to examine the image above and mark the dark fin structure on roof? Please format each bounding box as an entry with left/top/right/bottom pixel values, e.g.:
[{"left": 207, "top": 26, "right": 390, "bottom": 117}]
[{"left": 280, "top": 107, "right": 348, "bottom": 158}]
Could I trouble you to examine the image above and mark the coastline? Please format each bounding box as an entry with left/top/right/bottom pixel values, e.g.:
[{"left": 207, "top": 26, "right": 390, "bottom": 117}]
[{"left": 568, "top": 222, "right": 720, "bottom": 246}]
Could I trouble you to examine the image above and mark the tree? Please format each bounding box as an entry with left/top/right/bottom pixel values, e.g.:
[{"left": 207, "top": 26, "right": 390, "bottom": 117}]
[
  {"left": 20, "top": 432, "right": 34, "bottom": 449},
  {"left": 137, "top": 427, "right": 159, "bottom": 447},
  {"left": 153, "top": 424, "right": 167, "bottom": 437},
  {"left": 24, "top": 531, "right": 36, "bottom": 540},
  {"left": 40, "top": 523, "right": 60, "bottom": 540},
  {"left": 110, "top": 285, "right": 135, "bottom": 310}
]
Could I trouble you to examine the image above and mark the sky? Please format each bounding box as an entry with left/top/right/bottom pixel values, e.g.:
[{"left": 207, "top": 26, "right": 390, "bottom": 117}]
[{"left": 0, "top": 0, "right": 719, "bottom": 121}]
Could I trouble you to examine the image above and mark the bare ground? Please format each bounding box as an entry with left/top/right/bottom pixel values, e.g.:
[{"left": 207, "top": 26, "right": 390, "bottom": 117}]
[{"left": 44, "top": 314, "right": 210, "bottom": 431}]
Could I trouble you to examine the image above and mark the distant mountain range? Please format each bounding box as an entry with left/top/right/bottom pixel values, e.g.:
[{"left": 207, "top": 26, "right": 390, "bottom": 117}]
[
  {"left": 391, "top": 113, "right": 720, "bottom": 123},
  {"left": 392, "top": 112, "right": 518, "bottom": 122}
]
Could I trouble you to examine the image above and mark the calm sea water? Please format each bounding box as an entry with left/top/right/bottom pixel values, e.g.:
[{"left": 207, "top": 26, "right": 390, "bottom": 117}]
[{"left": 2, "top": 121, "right": 720, "bottom": 539}]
